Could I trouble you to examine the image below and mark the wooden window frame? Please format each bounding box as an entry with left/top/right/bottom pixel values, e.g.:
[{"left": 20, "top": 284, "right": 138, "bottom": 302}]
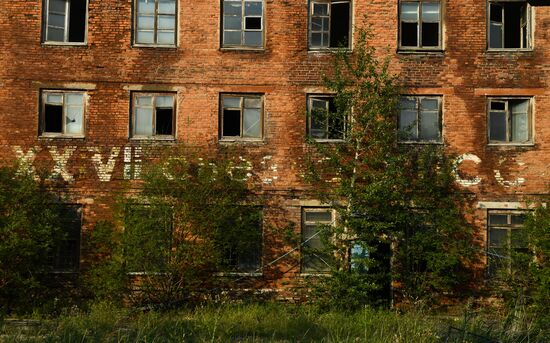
[
  {"left": 487, "top": 97, "right": 533, "bottom": 145},
  {"left": 219, "top": 93, "right": 264, "bottom": 141},
  {"left": 40, "top": 90, "right": 86, "bottom": 138},
  {"left": 130, "top": 92, "right": 177, "bottom": 140},
  {"left": 487, "top": 1, "right": 532, "bottom": 51},
  {"left": 301, "top": 207, "right": 336, "bottom": 274},
  {"left": 221, "top": 0, "right": 265, "bottom": 50},
  {"left": 42, "top": 0, "right": 89, "bottom": 45},
  {"left": 308, "top": 0, "right": 352, "bottom": 51},
  {"left": 307, "top": 94, "right": 346, "bottom": 142},
  {"left": 133, "top": 0, "right": 178, "bottom": 47},
  {"left": 398, "top": 0, "right": 442, "bottom": 51},
  {"left": 398, "top": 95, "right": 443, "bottom": 143}
]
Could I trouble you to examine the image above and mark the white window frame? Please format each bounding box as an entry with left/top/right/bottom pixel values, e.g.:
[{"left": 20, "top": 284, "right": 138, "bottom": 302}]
[
  {"left": 133, "top": 0, "right": 178, "bottom": 47},
  {"left": 221, "top": 0, "right": 265, "bottom": 49},
  {"left": 43, "top": 0, "right": 89, "bottom": 45},
  {"left": 131, "top": 92, "right": 177, "bottom": 140},
  {"left": 398, "top": 0, "right": 442, "bottom": 51},
  {"left": 40, "top": 90, "right": 86, "bottom": 138},
  {"left": 398, "top": 95, "right": 442, "bottom": 143},
  {"left": 487, "top": 97, "right": 533, "bottom": 145},
  {"left": 308, "top": 0, "right": 352, "bottom": 50},
  {"left": 487, "top": 0, "right": 532, "bottom": 51}
]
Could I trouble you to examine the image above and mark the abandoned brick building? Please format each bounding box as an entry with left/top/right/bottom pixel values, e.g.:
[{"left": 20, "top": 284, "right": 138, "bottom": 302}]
[{"left": 0, "top": 0, "right": 549, "bottom": 293}]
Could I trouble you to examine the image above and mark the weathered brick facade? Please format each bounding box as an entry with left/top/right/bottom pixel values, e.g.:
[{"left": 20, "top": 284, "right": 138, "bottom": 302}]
[{"left": 1, "top": 0, "right": 549, "bottom": 293}]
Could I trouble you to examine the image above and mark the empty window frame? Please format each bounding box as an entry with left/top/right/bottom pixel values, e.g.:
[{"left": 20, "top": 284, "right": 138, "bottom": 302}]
[
  {"left": 301, "top": 208, "right": 335, "bottom": 274},
  {"left": 51, "top": 205, "right": 82, "bottom": 272},
  {"left": 308, "top": 1, "right": 351, "bottom": 49},
  {"left": 307, "top": 95, "right": 345, "bottom": 140},
  {"left": 399, "top": 0, "right": 441, "bottom": 49},
  {"left": 487, "top": 211, "right": 529, "bottom": 275},
  {"left": 398, "top": 96, "right": 442, "bottom": 142},
  {"left": 41, "top": 90, "right": 85, "bottom": 136},
  {"left": 132, "top": 93, "right": 176, "bottom": 139},
  {"left": 488, "top": 1, "right": 531, "bottom": 50},
  {"left": 134, "top": 0, "right": 177, "bottom": 46},
  {"left": 488, "top": 98, "right": 532, "bottom": 144},
  {"left": 222, "top": 0, "right": 264, "bottom": 48},
  {"left": 43, "top": 0, "right": 88, "bottom": 43},
  {"left": 220, "top": 94, "right": 263, "bottom": 139}
]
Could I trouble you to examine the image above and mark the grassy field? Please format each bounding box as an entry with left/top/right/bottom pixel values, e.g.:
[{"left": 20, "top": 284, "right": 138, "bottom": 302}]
[{"left": 0, "top": 302, "right": 546, "bottom": 342}]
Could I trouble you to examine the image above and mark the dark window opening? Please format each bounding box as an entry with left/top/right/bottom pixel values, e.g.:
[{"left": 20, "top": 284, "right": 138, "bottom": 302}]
[
  {"left": 156, "top": 108, "right": 173, "bottom": 135},
  {"left": 132, "top": 93, "right": 175, "bottom": 138},
  {"left": 309, "top": 1, "right": 351, "bottom": 49},
  {"left": 489, "top": 2, "right": 530, "bottom": 49},
  {"left": 223, "top": 109, "right": 241, "bottom": 137},
  {"left": 308, "top": 96, "right": 345, "bottom": 140},
  {"left": 51, "top": 205, "right": 81, "bottom": 272},
  {"left": 422, "top": 22, "right": 439, "bottom": 47},
  {"left": 68, "top": 0, "right": 86, "bottom": 42},
  {"left": 45, "top": 0, "right": 87, "bottom": 43},
  {"left": 330, "top": 2, "right": 350, "bottom": 48},
  {"left": 245, "top": 17, "right": 262, "bottom": 30},
  {"left": 220, "top": 95, "right": 263, "bottom": 139},
  {"left": 44, "top": 104, "right": 63, "bottom": 133},
  {"left": 399, "top": 1, "right": 441, "bottom": 49},
  {"left": 488, "top": 98, "right": 531, "bottom": 144}
]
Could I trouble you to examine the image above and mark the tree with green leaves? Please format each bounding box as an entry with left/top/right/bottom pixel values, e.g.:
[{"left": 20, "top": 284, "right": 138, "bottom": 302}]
[{"left": 303, "top": 28, "right": 476, "bottom": 310}]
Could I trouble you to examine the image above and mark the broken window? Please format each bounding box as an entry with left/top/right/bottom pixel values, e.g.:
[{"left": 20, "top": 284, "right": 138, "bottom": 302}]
[
  {"left": 222, "top": 0, "right": 264, "bottom": 48},
  {"left": 220, "top": 94, "right": 263, "bottom": 139},
  {"left": 307, "top": 95, "right": 345, "bottom": 140},
  {"left": 51, "top": 205, "right": 82, "bottom": 272},
  {"left": 489, "top": 1, "right": 531, "bottom": 49},
  {"left": 135, "top": 0, "right": 177, "bottom": 46},
  {"left": 309, "top": 1, "right": 351, "bottom": 49},
  {"left": 43, "top": 0, "right": 88, "bottom": 43},
  {"left": 301, "top": 208, "right": 335, "bottom": 273},
  {"left": 487, "top": 211, "right": 529, "bottom": 276},
  {"left": 488, "top": 98, "right": 531, "bottom": 144},
  {"left": 41, "top": 91, "right": 85, "bottom": 136},
  {"left": 217, "top": 207, "right": 263, "bottom": 273},
  {"left": 132, "top": 93, "right": 176, "bottom": 139},
  {"left": 399, "top": 0, "right": 441, "bottom": 49},
  {"left": 398, "top": 96, "right": 442, "bottom": 142}
]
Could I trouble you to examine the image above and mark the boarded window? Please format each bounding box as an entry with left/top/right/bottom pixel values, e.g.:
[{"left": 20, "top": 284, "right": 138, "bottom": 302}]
[
  {"left": 41, "top": 91, "right": 85, "bottom": 136},
  {"left": 399, "top": 0, "right": 441, "bottom": 49},
  {"left": 398, "top": 96, "right": 442, "bottom": 142},
  {"left": 222, "top": 0, "right": 264, "bottom": 48},
  {"left": 132, "top": 93, "right": 176, "bottom": 138},
  {"left": 44, "top": 0, "right": 87, "bottom": 43},
  {"left": 307, "top": 95, "right": 345, "bottom": 140},
  {"left": 309, "top": 1, "right": 351, "bottom": 49},
  {"left": 489, "top": 2, "right": 531, "bottom": 49},
  {"left": 220, "top": 94, "right": 263, "bottom": 139},
  {"left": 488, "top": 98, "right": 531, "bottom": 144},
  {"left": 135, "top": 0, "right": 177, "bottom": 46}
]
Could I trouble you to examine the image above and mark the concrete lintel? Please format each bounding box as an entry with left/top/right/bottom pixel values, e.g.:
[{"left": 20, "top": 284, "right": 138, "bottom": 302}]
[{"left": 474, "top": 88, "right": 546, "bottom": 96}]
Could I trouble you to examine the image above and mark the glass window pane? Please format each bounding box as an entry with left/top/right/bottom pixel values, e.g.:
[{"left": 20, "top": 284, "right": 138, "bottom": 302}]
[
  {"left": 137, "top": 96, "right": 153, "bottom": 106},
  {"left": 158, "top": 15, "right": 175, "bottom": 30},
  {"left": 47, "top": 27, "right": 65, "bottom": 41},
  {"left": 421, "top": 98, "right": 438, "bottom": 111},
  {"left": 49, "top": 0, "right": 67, "bottom": 13},
  {"left": 223, "top": 97, "right": 241, "bottom": 108},
  {"left": 223, "top": 30, "right": 242, "bottom": 45},
  {"left": 244, "top": 97, "right": 261, "bottom": 108},
  {"left": 490, "top": 214, "right": 508, "bottom": 225},
  {"left": 136, "top": 30, "right": 155, "bottom": 44},
  {"left": 490, "top": 23, "right": 503, "bottom": 49},
  {"left": 224, "top": 1, "right": 242, "bottom": 15},
  {"left": 311, "top": 17, "right": 323, "bottom": 31},
  {"left": 244, "top": 1, "right": 262, "bottom": 16},
  {"left": 489, "top": 228, "right": 508, "bottom": 248},
  {"left": 135, "top": 108, "right": 154, "bottom": 136},
  {"left": 313, "top": 3, "right": 328, "bottom": 16},
  {"left": 156, "top": 96, "right": 174, "bottom": 108},
  {"left": 401, "top": 3, "right": 419, "bottom": 21},
  {"left": 49, "top": 13, "right": 66, "bottom": 28},
  {"left": 400, "top": 98, "right": 417, "bottom": 110},
  {"left": 65, "top": 94, "right": 83, "bottom": 105},
  {"left": 511, "top": 100, "right": 528, "bottom": 114},
  {"left": 158, "top": 0, "right": 176, "bottom": 14},
  {"left": 224, "top": 16, "right": 242, "bottom": 30},
  {"left": 311, "top": 32, "right": 323, "bottom": 47},
  {"left": 65, "top": 106, "right": 83, "bottom": 134},
  {"left": 138, "top": 0, "right": 155, "bottom": 14},
  {"left": 46, "top": 94, "right": 63, "bottom": 104},
  {"left": 157, "top": 31, "right": 175, "bottom": 45},
  {"left": 421, "top": 3, "right": 440, "bottom": 22},
  {"left": 511, "top": 214, "right": 526, "bottom": 225},
  {"left": 399, "top": 110, "right": 417, "bottom": 139},
  {"left": 137, "top": 15, "right": 154, "bottom": 29},
  {"left": 512, "top": 112, "right": 528, "bottom": 142},
  {"left": 244, "top": 31, "right": 262, "bottom": 46},
  {"left": 420, "top": 110, "right": 439, "bottom": 141},
  {"left": 243, "top": 108, "right": 261, "bottom": 138},
  {"left": 305, "top": 210, "right": 332, "bottom": 222},
  {"left": 489, "top": 111, "right": 507, "bottom": 141}
]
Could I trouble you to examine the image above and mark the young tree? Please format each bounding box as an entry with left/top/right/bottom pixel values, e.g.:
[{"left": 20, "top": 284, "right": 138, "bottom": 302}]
[{"left": 304, "top": 28, "right": 476, "bottom": 310}]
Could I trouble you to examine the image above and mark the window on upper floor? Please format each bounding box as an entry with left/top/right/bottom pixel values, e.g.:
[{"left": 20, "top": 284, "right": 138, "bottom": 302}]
[
  {"left": 131, "top": 93, "right": 176, "bottom": 139},
  {"left": 222, "top": 0, "right": 264, "bottom": 49},
  {"left": 308, "top": 0, "right": 351, "bottom": 50},
  {"left": 50, "top": 205, "right": 82, "bottom": 273},
  {"left": 220, "top": 94, "right": 263, "bottom": 140},
  {"left": 398, "top": 96, "right": 442, "bottom": 143},
  {"left": 488, "top": 1, "right": 531, "bottom": 50},
  {"left": 487, "top": 211, "right": 529, "bottom": 276},
  {"left": 134, "top": 0, "right": 177, "bottom": 46},
  {"left": 40, "top": 90, "right": 86, "bottom": 137},
  {"left": 399, "top": 0, "right": 441, "bottom": 50},
  {"left": 488, "top": 98, "right": 532, "bottom": 145},
  {"left": 307, "top": 95, "right": 346, "bottom": 141},
  {"left": 301, "top": 208, "right": 336, "bottom": 274},
  {"left": 43, "top": 0, "right": 88, "bottom": 44}
]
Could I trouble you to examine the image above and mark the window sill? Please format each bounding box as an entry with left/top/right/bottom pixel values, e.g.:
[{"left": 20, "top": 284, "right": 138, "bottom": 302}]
[
  {"left": 397, "top": 48, "right": 444, "bottom": 55},
  {"left": 39, "top": 134, "right": 85, "bottom": 140},
  {"left": 127, "top": 272, "right": 167, "bottom": 276},
  {"left": 220, "top": 47, "right": 265, "bottom": 52},
  {"left": 215, "top": 272, "right": 262, "bottom": 277},
  {"left": 300, "top": 272, "right": 331, "bottom": 277},
  {"left": 308, "top": 47, "right": 351, "bottom": 53},
  {"left": 398, "top": 140, "right": 444, "bottom": 145},
  {"left": 309, "top": 138, "right": 345, "bottom": 143},
  {"left": 129, "top": 136, "right": 176, "bottom": 142},
  {"left": 486, "top": 49, "right": 534, "bottom": 54},
  {"left": 132, "top": 44, "right": 178, "bottom": 50},
  {"left": 219, "top": 138, "right": 264, "bottom": 144},
  {"left": 487, "top": 142, "right": 534, "bottom": 147},
  {"left": 42, "top": 41, "right": 88, "bottom": 47}
]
